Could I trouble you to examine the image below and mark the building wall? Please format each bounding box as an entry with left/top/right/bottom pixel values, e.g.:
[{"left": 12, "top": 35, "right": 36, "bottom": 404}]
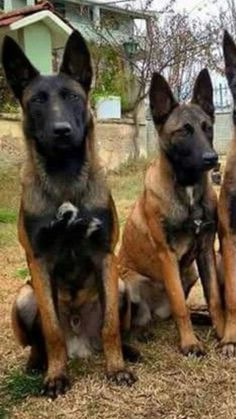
[
  {"left": 4, "top": 0, "right": 34, "bottom": 9},
  {"left": 23, "top": 22, "right": 52, "bottom": 74},
  {"left": 6, "top": 0, "right": 25, "bottom": 11},
  {"left": 63, "top": 2, "right": 134, "bottom": 42},
  {"left": 214, "top": 111, "right": 233, "bottom": 155}
]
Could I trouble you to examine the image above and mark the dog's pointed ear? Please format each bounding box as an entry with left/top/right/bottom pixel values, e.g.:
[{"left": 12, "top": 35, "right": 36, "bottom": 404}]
[
  {"left": 192, "top": 68, "right": 214, "bottom": 120},
  {"left": 2, "top": 36, "right": 39, "bottom": 103},
  {"left": 223, "top": 30, "right": 236, "bottom": 99},
  {"left": 149, "top": 72, "right": 178, "bottom": 127},
  {"left": 60, "top": 30, "right": 92, "bottom": 93}
]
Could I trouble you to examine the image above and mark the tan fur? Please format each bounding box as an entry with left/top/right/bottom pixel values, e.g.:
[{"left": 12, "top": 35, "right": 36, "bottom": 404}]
[{"left": 119, "top": 99, "right": 224, "bottom": 354}]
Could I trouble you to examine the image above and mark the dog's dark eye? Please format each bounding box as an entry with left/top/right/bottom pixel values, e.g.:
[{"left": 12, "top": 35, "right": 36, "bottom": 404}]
[
  {"left": 61, "top": 90, "right": 79, "bottom": 101},
  {"left": 201, "top": 121, "right": 213, "bottom": 138},
  {"left": 174, "top": 123, "right": 194, "bottom": 136},
  {"left": 201, "top": 121, "right": 212, "bottom": 133},
  {"left": 31, "top": 92, "right": 48, "bottom": 104},
  {"left": 183, "top": 123, "right": 194, "bottom": 134}
]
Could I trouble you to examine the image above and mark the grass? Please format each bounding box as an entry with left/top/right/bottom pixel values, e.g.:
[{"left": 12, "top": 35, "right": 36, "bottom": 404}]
[
  {"left": 0, "top": 209, "right": 17, "bottom": 224},
  {"left": 0, "top": 369, "right": 43, "bottom": 417},
  {"left": 0, "top": 223, "right": 17, "bottom": 248},
  {"left": 2, "top": 369, "right": 43, "bottom": 403},
  {"left": 108, "top": 158, "right": 148, "bottom": 227},
  {"left": 15, "top": 267, "right": 29, "bottom": 280},
  {"left": 0, "top": 164, "right": 20, "bottom": 250},
  {"left": 0, "top": 156, "right": 236, "bottom": 418},
  {"left": 0, "top": 164, "right": 20, "bottom": 210}
]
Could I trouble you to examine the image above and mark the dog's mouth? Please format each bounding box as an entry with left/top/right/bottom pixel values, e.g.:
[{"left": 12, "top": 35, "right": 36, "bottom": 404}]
[
  {"left": 48, "top": 135, "right": 85, "bottom": 156},
  {"left": 176, "top": 170, "right": 202, "bottom": 186},
  {"left": 172, "top": 155, "right": 218, "bottom": 182},
  {"left": 202, "top": 160, "right": 218, "bottom": 171},
  {"left": 53, "top": 140, "right": 74, "bottom": 151}
]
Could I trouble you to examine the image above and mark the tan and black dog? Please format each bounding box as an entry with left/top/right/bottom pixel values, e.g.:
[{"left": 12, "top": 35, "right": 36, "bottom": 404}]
[
  {"left": 218, "top": 30, "right": 236, "bottom": 357},
  {"left": 2, "top": 31, "right": 136, "bottom": 398},
  {"left": 118, "top": 69, "right": 225, "bottom": 355}
]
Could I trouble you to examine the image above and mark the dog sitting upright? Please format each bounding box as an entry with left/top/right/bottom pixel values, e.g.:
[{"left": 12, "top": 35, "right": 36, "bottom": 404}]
[
  {"left": 2, "top": 31, "right": 136, "bottom": 398},
  {"left": 118, "top": 70, "right": 224, "bottom": 354},
  {"left": 217, "top": 30, "right": 236, "bottom": 357}
]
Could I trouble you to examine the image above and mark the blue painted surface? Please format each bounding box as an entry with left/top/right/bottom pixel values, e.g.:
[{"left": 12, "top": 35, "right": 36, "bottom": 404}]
[{"left": 96, "top": 96, "right": 121, "bottom": 119}]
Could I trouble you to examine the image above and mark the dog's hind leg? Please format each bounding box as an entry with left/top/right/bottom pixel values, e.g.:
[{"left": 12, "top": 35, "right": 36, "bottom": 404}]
[
  {"left": 182, "top": 263, "right": 214, "bottom": 327},
  {"left": 122, "top": 270, "right": 156, "bottom": 343},
  {"left": 12, "top": 282, "right": 47, "bottom": 372},
  {"left": 118, "top": 281, "right": 142, "bottom": 362}
]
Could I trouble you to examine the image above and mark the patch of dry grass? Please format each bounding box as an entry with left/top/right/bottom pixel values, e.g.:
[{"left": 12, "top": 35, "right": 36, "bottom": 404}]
[
  {"left": 0, "top": 163, "right": 21, "bottom": 211},
  {"left": 0, "top": 158, "right": 235, "bottom": 419},
  {"left": 107, "top": 158, "right": 149, "bottom": 228}
]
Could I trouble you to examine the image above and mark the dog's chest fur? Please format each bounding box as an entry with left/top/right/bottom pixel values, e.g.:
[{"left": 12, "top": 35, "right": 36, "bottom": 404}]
[
  {"left": 163, "top": 185, "right": 212, "bottom": 261},
  {"left": 22, "top": 163, "right": 112, "bottom": 295}
]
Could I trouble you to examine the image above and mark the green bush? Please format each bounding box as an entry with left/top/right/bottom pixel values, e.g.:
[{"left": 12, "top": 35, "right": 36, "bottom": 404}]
[{"left": 90, "top": 45, "right": 134, "bottom": 112}]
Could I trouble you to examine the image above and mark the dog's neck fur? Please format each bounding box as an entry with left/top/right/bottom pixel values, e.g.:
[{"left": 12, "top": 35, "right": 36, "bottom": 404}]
[
  {"left": 164, "top": 149, "right": 207, "bottom": 191},
  {"left": 151, "top": 150, "right": 208, "bottom": 209},
  {"left": 22, "top": 116, "right": 105, "bottom": 206}
]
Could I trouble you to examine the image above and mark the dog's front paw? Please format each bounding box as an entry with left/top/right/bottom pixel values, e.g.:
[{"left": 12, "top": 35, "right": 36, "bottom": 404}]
[
  {"left": 56, "top": 202, "right": 78, "bottom": 225},
  {"left": 71, "top": 215, "right": 102, "bottom": 236},
  {"left": 43, "top": 372, "right": 70, "bottom": 399},
  {"left": 106, "top": 369, "right": 137, "bottom": 386},
  {"left": 181, "top": 340, "right": 205, "bottom": 357},
  {"left": 220, "top": 342, "right": 236, "bottom": 358}
]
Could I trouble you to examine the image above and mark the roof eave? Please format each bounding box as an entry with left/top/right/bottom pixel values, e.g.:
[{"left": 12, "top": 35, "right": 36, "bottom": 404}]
[{"left": 9, "top": 9, "right": 72, "bottom": 35}]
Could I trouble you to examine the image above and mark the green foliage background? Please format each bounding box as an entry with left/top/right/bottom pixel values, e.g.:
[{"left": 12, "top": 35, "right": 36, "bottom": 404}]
[{"left": 90, "top": 44, "right": 134, "bottom": 112}]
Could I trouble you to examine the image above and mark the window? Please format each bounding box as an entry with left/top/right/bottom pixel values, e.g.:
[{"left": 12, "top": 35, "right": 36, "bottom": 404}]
[
  {"left": 100, "top": 10, "right": 121, "bottom": 30},
  {"left": 78, "top": 4, "right": 93, "bottom": 21}
]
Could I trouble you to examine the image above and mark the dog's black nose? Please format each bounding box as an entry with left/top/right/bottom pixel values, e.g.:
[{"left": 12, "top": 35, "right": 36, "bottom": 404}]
[
  {"left": 202, "top": 151, "right": 218, "bottom": 169},
  {"left": 53, "top": 122, "right": 72, "bottom": 137}
]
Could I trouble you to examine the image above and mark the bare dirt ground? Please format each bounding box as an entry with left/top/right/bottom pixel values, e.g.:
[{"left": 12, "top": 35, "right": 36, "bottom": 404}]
[{"left": 1, "top": 157, "right": 235, "bottom": 419}]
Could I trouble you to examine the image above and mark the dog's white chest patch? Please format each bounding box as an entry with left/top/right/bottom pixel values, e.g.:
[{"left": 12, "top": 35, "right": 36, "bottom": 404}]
[
  {"left": 186, "top": 187, "right": 194, "bottom": 206},
  {"left": 66, "top": 335, "right": 92, "bottom": 359}
]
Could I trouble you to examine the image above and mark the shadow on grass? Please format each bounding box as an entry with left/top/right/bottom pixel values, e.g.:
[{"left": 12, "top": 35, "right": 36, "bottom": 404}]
[
  {"left": 0, "top": 209, "right": 17, "bottom": 224},
  {"left": 0, "top": 358, "right": 102, "bottom": 417},
  {"left": 0, "top": 369, "right": 43, "bottom": 417}
]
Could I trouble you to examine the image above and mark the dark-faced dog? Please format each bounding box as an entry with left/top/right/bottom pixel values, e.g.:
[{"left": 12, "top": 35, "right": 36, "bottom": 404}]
[
  {"left": 2, "top": 31, "right": 136, "bottom": 398},
  {"left": 218, "top": 30, "right": 236, "bottom": 357},
  {"left": 118, "top": 69, "right": 224, "bottom": 354}
]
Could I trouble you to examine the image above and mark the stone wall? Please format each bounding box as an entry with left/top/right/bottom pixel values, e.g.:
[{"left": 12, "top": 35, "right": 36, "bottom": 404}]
[
  {"left": 0, "top": 111, "right": 231, "bottom": 171},
  {"left": 96, "top": 118, "right": 156, "bottom": 170},
  {"left": 0, "top": 114, "right": 157, "bottom": 170},
  {"left": 0, "top": 113, "right": 24, "bottom": 165}
]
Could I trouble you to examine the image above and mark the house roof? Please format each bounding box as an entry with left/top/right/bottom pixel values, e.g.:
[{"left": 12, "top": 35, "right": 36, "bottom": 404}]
[
  {"left": 0, "top": 2, "right": 73, "bottom": 49},
  {"left": 0, "top": 1, "right": 55, "bottom": 27}
]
